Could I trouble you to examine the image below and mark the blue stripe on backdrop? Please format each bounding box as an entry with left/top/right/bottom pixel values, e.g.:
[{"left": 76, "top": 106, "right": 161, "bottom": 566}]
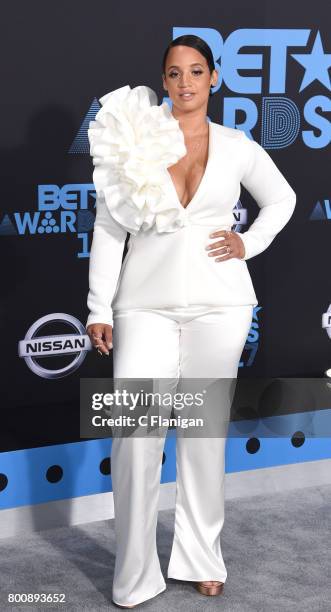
[{"left": 0, "top": 412, "right": 330, "bottom": 510}]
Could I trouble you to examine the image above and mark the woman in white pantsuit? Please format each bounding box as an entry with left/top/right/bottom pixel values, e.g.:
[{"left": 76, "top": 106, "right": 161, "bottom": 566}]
[{"left": 86, "top": 34, "right": 296, "bottom": 609}]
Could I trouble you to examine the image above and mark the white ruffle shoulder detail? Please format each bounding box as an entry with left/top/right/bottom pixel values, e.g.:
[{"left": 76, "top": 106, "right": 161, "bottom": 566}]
[{"left": 88, "top": 84, "right": 188, "bottom": 234}]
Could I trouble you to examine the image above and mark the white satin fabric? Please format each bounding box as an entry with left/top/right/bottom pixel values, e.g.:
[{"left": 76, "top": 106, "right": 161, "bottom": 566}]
[
  {"left": 86, "top": 84, "right": 296, "bottom": 329},
  {"left": 88, "top": 84, "right": 188, "bottom": 235},
  {"left": 110, "top": 304, "right": 253, "bottom": 607}
]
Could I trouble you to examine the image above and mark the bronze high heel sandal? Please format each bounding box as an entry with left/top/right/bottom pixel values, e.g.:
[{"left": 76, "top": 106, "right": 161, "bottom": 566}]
[{"left": 195, "top": 580, "right": 224, "bottom": 596}]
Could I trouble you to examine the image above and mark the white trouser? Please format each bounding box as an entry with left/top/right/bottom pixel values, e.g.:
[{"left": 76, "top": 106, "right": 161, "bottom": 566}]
[{"left": 110, "top": 304, "right": 253, "bottom": 606}]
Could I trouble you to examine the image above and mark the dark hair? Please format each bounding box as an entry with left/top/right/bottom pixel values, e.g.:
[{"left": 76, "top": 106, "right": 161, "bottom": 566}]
[{"left": 162, "top": 34, "right": 216, "bottom": 97}]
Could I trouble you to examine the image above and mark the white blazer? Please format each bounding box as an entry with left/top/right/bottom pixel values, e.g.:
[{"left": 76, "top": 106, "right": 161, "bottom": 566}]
[{"left": 86, "top": 85, "right": 296, "bottom": 328}]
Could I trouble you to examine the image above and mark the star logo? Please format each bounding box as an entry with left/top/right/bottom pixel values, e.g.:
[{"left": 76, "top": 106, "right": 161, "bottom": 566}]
[{"left": 291, "top": 31, "right": 331, "bottom": 92}]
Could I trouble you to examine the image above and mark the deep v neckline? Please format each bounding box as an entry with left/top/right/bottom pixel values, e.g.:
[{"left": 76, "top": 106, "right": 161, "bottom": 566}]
[{"left": 166, "top": 120, "right": 212, "bottom": 212}]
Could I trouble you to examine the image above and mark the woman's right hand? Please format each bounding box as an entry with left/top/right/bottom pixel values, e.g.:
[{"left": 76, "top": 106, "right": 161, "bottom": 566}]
[{"left": 86, "top": 323, "right": 113, "bottom": 356}]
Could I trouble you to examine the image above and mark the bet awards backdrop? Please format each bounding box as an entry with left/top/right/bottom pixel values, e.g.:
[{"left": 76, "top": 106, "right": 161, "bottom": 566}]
[{"left": 1, "top": 0, "right": 330, "bottom": 456}]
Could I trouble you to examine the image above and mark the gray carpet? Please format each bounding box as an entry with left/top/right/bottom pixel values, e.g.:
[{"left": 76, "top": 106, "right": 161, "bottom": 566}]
[{"left": 1, "top": 484, "right": 330, "bottom": 611}]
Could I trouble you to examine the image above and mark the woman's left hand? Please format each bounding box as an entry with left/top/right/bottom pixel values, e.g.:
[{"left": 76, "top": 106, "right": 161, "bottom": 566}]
[{"left": 205, "top": 229, "right": 245, "bottom": 262}]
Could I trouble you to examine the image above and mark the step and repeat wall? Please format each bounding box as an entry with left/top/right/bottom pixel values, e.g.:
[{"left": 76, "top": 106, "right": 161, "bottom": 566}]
[{"left": 1, "top": 1, "right": 330, "bottom": 514}]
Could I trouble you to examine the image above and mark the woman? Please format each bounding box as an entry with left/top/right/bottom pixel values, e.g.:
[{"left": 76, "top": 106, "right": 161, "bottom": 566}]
[{"left": 86, "top": 35, "right": 296, "bottom": 608}]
